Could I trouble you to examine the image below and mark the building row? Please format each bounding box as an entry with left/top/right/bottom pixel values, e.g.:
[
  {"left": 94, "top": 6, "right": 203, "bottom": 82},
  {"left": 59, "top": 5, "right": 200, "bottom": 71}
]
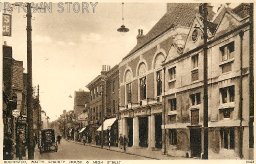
[
  {"left": 68, "top": 3, "right": 253, "bottom": 159},
  {"left": 3, "top": 43, "right": 50, "bottom": 159}
]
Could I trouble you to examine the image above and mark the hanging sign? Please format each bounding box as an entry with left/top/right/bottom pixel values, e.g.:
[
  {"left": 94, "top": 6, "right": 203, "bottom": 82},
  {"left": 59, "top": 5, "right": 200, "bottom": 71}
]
[{"left": 3, "top": 14, "right": 12, "bottom": 36}]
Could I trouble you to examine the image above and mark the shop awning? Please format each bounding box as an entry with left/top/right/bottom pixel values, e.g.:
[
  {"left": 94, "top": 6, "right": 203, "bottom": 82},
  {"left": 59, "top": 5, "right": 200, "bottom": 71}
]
[
  {"left": 97, "top": 118, "right": 116, "bottom": 131},
  {"left": 79, "top": 127, "right": 87, "bottom": 133}
]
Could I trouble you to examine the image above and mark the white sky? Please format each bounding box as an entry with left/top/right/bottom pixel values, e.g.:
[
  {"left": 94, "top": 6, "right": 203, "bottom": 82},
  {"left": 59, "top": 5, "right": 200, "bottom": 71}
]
[
  {"left": 3, "top": 3, "right": 166, "bottom": 121},
  {"left": 2, "top": 2, "right": 239, "bottom": 121}
]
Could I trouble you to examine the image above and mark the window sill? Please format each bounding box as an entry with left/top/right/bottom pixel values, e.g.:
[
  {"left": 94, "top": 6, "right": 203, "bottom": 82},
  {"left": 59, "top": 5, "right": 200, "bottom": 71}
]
[
  {"left": 168, "top": 110, "right": 177, "bottom": 115},
  {"left": 218, "top": 102, "right": 235, "bottom": 110},
  {"left": 219, "top": 58, "right": 234, "bottom": 66},
  {"left": 191, "top": 68, "right": 198, "bottom": 72},
  {"left": 168, "top": 79, "right": 176, "bottom": 83},
  {"left": 190, "top": 105, "right": 200, "bottom": 110}
]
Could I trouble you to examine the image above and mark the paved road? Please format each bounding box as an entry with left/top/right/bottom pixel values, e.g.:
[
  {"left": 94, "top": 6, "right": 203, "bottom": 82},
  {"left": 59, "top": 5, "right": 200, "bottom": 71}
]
[{"left": 36, "top": 140, "right": 150, "bottom": 160}]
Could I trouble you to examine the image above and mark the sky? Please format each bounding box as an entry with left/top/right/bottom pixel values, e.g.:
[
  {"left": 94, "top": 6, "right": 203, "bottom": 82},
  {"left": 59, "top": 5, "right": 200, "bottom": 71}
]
[
  {"left": 2, "top": 2, "right": 166, "bottom": 121},
  {"left": 2, "top": 2, "right": 239, "bottom": 121}
]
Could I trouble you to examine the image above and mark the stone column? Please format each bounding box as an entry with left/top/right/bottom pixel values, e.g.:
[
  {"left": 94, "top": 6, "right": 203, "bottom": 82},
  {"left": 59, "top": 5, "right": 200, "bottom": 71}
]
[
  {"left": 123, "top": 118, "right": 127, "bottom": 137},
  {"left": 148, "top": 116, "right": 152, "bottom": 148},
  {"left": 148, "top": 115, "right": 156, "bottom": 148},
  {"left": 133, "top": 117, "right": 139, "bottom": 147}
]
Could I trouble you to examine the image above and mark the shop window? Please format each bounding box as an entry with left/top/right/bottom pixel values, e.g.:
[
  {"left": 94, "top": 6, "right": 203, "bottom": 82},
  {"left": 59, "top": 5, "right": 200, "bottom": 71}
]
[
  {"left": 249, "top": 117, "right": 254, "bottom": 148},
  {"left": 220, "top": 86, "right": 235, "bottom": 104},
  {"left": 169, "top": 129, "right": 177, "bottom": 145},
  {"left": 168, "top": 98, "right": 177, "bottom": 111},
  {"left": 220, "top": 128, "right": 235, "bottom": 149},
  {"left": 140, "top": 76, "right": 147, "bottom": 100},
  {"left": 190, "top": 93, "right": 201, "bottom": 106},
  {"left": 156, "top": 70, "right": 162, "bottom": 96},
  {"left": 126, "top": 83, "right": 132, "bottom": 103}
]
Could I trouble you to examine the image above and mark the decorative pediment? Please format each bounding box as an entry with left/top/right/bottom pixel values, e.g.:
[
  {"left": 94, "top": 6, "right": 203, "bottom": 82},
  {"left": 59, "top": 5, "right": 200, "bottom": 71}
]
[{"left": 183, "top": 15, "right": 204, "bottom": 54}]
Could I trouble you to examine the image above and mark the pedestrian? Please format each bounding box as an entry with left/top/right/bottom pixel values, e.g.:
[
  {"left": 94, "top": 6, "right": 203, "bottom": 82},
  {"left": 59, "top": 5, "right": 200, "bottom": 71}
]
[
  {"left": 123, "top": 135, "right": 128, "bottom": 152},
  {"left": 118, "top": 134, "right": 123, "bottom": 150},
  {"left": 57, "top": 135, "right": 62, "bottom": 144},
  {"left": 83, "top": 135, "right": 86, "bottom": 145},
  {"left": 3, "top": 133, "right": 14, "bottom": 160},
  {"left": 17, "top": 131, "right": 24, "bottom": 160}
]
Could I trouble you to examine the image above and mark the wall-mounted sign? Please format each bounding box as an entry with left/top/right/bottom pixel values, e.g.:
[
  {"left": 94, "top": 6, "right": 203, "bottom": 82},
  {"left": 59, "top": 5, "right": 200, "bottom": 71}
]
[{"left": 3, "top": 14, "right": 12, "bottom": 36}]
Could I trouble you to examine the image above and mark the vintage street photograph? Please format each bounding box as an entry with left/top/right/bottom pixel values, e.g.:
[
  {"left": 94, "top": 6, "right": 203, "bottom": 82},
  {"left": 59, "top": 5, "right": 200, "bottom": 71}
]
[{"left": 2, "top": 1, "right": 254, "bottom": 161}]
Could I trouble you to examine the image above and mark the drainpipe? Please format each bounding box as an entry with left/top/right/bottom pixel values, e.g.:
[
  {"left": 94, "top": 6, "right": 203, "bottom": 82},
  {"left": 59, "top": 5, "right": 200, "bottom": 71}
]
[
  {"left": 163, "top": 67, "right": 167, "bottom": 154},
  {"left": 239, "top": 30, "right": 244, "bottom": 159}
]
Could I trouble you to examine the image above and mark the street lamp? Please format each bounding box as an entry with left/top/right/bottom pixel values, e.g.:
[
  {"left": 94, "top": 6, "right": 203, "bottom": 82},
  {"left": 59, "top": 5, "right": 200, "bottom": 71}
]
[{"left": 117, "top": 3, "right": 129, "bottom": 33}]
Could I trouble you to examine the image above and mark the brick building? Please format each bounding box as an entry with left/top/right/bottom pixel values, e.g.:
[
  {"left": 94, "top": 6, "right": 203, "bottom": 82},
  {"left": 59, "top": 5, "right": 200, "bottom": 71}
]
[
  {"left": 86, "top": 65, "right": 119, "bottom": 146},
  {"left": 118, "top": 4, "right": 200, "bottom": 150},
  {"left": 73, "top": 90, "right": 90, "bottom": 115}
]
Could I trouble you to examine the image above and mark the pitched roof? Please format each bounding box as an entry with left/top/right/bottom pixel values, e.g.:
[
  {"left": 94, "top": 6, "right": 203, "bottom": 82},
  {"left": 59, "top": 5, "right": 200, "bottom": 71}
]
[
  {"left": 122, "top": 3, "right": 200, "bottom": 60},
  {"left": 232, "top": 3, "right": 250, "bottom": 18}
]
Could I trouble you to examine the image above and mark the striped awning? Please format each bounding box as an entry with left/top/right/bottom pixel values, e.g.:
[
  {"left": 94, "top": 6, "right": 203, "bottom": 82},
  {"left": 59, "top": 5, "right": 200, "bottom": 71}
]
[{"left": 97, "top": 118, "right": 116, "bottom": 131}]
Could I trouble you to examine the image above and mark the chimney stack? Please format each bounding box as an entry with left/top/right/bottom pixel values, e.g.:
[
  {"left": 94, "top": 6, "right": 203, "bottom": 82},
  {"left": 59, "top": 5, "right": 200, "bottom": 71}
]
[
  {"left": 101, "top": 65, "right": 111, "bottom": 74},
  {"left": 137, "top": 29, "right": 144, "bottom": 45}
]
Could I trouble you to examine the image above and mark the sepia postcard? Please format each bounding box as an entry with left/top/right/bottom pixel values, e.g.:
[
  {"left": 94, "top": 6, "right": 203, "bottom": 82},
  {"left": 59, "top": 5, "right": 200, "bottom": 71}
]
[{"left": 1, "top": 0, "right": 254, "bottom": 163}]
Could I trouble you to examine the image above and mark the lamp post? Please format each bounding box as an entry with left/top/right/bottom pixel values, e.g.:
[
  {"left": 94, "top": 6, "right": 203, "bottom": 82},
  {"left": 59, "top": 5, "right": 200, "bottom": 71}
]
[
  {"left": 101, "top": 78, "right": 106, "bottom": 149},
  {"left": 200, "top": 3, "right": 209, "bottom": 159},
  {"left": 26, "top": 3, "right": 34, "bottom": 159}
]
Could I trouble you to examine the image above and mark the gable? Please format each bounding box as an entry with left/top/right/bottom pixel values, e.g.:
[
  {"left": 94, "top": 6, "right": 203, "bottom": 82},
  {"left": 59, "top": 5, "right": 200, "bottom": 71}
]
[
  {"left": 183, "top": 16, "right": 204, "bottom": 54},
  {"left": 214, "top": 12, "right": 241, "bottom": 39}
]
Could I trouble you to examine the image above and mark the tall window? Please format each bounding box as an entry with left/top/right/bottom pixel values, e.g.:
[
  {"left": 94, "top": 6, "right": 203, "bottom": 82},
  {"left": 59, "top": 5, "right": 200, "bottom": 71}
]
[
  {"left": 125, "top": 70, "right": 132, "bottom": 104},
  {"left": 112, "top": 80, "right": 115, "bottom": 92},
  {"left": 220, "top": 42, "right": 235, "bottom": 73},
  {"left": 220, "top": 42, "right": 235, "bottom": 62},
  {"left": 126, "top": 83, "right": 132, "bottom": 103},
  {"left": 190, "top": 93, "right": 201, "bottom": 105},
  {"left": 140, "top": 77, "right": 147, "bottom": 100},
  {"left": 169, "top": 129, "right": 177, "bottom": 145},
  {"left": 112, "top": 100, "right": 115, "bottom": 113},
  {"left": 169, "top": 98, "right": 177, "bottom": 111},
  {"left": 220, "top": 128, "right": 235, "bottom": 149},
  {"left": 192, "top": 54, "right": 199, "bottom": 69},
  {"left": 191, "top": 109, "right": 199, "bottom": 125},
  {"left": 156, "top": 70, "right": 162, "bottom": 96},
  {"left": 154, "top": 53, "right": 165, "bottom": 96},
  {"left": 169, "top": 67, "right": 176, "bottom": 80},
  {"left": 220, "top": 86, "right": 235, "bottom": 104}
]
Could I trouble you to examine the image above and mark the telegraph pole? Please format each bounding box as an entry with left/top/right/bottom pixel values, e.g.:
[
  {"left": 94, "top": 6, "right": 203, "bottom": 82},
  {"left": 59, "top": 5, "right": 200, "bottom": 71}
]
[
  {"left": 201, "top": 3, "right": 208, "bottom": 159},
  {"left": 26, "top": 3, "right": 34, "bottom": 159}
]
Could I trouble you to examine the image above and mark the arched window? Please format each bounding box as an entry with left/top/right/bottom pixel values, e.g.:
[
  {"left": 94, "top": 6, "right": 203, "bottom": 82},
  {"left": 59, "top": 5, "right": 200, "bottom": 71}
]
[
  {"left": 138, "top": 63, "right": 147, "bottom": 100},
  {"left": 154, "top": 53, "right": 165, "bottom": 96},
  {"left": 125, "top": 70, "right": 132, "bottom": 104}
]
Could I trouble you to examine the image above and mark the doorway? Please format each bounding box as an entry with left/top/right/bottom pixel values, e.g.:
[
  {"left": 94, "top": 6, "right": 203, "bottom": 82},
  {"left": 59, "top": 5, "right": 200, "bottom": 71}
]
[
  {"left": 127, "top": 118, "right": 133, "bottom": 147},
  {"left": 190, "top": 128, "right": 201, "bottom": 157},
  {"left": 139, "top": 117, "right": 148, "bottom": 147},
  {"left": 155, "top": 114, "right": 162, "bottom": 148}
]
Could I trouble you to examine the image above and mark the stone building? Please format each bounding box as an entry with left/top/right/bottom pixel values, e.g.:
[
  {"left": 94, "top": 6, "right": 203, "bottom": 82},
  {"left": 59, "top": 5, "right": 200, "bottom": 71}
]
[
  {"left": 118, "top": 3, "right": 201, "bottom": 150},
  {"left": 161, "top": 3, "right": 253, "bottom": 159}
]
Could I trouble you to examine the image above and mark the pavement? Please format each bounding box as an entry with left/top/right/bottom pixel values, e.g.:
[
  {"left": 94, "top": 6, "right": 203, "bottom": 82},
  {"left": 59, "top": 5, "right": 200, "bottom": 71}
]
[{"left": 68, "top": 139, "right": 185, "bottom": 160}]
